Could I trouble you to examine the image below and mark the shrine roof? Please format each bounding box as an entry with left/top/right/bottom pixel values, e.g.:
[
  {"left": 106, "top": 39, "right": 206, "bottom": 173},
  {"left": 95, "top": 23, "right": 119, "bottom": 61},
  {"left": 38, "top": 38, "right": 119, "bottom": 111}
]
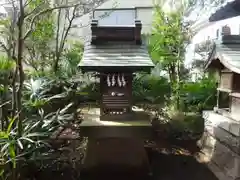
[
  {"left": 78, "top": 19, "right": 154, "bottom": 72},
  {"left": 78, "top": 41, "right": 154, "bottom": 72},
  {"left": 205, "top": 35, "right": 240, "bottom": 74}
]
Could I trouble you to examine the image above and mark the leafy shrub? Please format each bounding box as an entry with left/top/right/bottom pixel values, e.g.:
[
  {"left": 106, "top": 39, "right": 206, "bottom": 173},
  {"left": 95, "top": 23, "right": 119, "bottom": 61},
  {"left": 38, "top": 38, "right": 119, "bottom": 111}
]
[
  {"left": 180, "top": 77, "right": 217, "bottom": 112},
  {"left": 0, "top": 103, "right": 77, "bottom": 179},
  {"left": 153, "top": 111, "right": 204, "bottom": 141},
  {"left": 151, "top": 76, "right": 215, "bottom": 141},
  {"left": 22, "top": 73, "right": 95, "bottom": 115},
  {"left": 132, "top": 74, "right": 170, "bottom": 104}
]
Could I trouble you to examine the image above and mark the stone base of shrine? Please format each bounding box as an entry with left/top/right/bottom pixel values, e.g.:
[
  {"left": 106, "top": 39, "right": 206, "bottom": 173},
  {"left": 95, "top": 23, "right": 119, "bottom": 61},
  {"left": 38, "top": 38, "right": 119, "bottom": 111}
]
[
  {"left": 199, "top": 110, "right": 240, "bottom": 180},
  {"left": 81, "top": 138, "right": 151, "bottom": 178},
  {"left": 79, "top": 107, "right": 153, "bottom": 138}
]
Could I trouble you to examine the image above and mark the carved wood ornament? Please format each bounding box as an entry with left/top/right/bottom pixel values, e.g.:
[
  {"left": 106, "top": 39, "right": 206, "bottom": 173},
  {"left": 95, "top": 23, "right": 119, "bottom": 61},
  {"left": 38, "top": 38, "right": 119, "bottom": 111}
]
[
  {"left": 106, "top": 73, "right": 126, "bottom": 87},
  {"left": 101, "top": 73, "right": 132, "bottom": 117}
]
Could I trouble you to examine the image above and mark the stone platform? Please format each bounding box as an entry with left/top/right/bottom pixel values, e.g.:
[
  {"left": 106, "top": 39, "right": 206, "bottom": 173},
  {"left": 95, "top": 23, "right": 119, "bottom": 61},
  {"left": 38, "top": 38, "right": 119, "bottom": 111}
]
[
  {"left": 81, "top": 138, "right": 151, "bottom": 178},
  {"left": 200, "top": 110, "right": 240, "bottom": 180},
  {"left": 79, "top": 107, "right": 153, "bottom": 138},
  {"left": 79, "top": 106, "right": 152, "bottom": 178}
]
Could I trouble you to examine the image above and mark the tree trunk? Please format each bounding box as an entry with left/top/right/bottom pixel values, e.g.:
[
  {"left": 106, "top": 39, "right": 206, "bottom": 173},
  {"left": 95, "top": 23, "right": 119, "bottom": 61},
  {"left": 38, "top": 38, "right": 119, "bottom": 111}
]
[
  {"left": 16, "top": 0, "right": 25, "bottom": 137},
  {"left": 53, "top": 9, "right": 62, "bottom": 73}
]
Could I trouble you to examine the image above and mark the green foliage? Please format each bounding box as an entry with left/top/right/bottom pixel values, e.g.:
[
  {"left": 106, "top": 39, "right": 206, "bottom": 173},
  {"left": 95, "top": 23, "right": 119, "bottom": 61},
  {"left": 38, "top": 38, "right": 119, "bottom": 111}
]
[
  {"left": 22, "top": 75, "right": 89, "bottom": 114},
  {"left": 0, "top": 0, "right": 86, "bottom": 179},
  {"left": 0, "top": 56, "right": 15, "bottom": 75},
  {"left": 0, "top": 103, "right": 77, "bottom": 178},
  {"left": 24, "top": 0, "right": 55, "bottom": 72},
  {"left": 29, "top": 0, "right": 54, "bottom": 44},
  {"left": 149, "top": 4, "right": 190, "bottom": 110},
  {"left": 31, "top": 18, "right": 54, "bottom": 43},
  {"left": 29, "top": 0, "right": 55, "bottom": 42},
  {"left": 180, "top": 77, "right": 217, "bottom": 112},
  {"left": 0, "top": 0, "right": 219, "bottom": 177},
  {"left": 59, "top": 41, "right": 84, "bottom": 77},
  {"left": 132, "top": 74, "right": 170, "bottom": 104},
  {"left": 166, "top": 112, "right": 204, "bottom": 141},
  {"left": 149, "top": 4, "right": 188, "bottom": 66}
]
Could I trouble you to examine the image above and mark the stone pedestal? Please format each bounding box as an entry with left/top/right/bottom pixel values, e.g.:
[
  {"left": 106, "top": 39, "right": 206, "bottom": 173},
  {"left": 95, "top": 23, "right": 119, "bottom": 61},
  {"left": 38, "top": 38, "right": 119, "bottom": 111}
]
[
  {"left": 81, "top": 138, "right": 151, "bottom": 178},
  {"left": 79, "top": 107, "right": 152, "bottom": 178},
  {"left": 200, "top": 111, "right": 240, "bottom": 180}
]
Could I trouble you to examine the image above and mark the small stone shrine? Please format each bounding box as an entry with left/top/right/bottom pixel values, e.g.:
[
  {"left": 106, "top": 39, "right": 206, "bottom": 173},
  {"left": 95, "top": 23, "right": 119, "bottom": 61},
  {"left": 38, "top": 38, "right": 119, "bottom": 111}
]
[
  {"left": 78, "top": 19, "right": 154, "bottom": 177},
  {"left": 201, "top": 35, "right": 240, "bottom": 180}
]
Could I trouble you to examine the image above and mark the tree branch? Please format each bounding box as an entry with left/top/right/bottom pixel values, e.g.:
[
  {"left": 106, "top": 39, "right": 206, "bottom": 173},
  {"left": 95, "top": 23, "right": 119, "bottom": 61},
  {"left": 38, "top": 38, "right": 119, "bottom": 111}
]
[
  {"left": 60, "top": 6, "right": 77, "bottom": 50},
  {"left": 23, "top": 3, "right": 82, "bottom": 40},
  {"left": 23, "top": 0, "right": 106, "bottom": 40},
  {"left": 53, "top": 5, "right": 77, "bottom": 72},
  {"left": 24, "top": 0, "right": 33, "bottom": 8},
  {"left": 0, "top": 41, "right": 8, "bottom": 53}
]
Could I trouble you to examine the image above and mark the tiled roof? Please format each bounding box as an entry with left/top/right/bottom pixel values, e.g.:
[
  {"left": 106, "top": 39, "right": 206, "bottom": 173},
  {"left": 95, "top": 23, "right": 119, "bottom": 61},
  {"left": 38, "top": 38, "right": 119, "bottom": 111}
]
[
  {"left": 78, "top": 41, "right": 154, "bottom": 71},
  {"left": 206, "top": 35, "right": 240, "bottom": 74},
  {"left": 209, "top": 0, "right": 240, "bottom": 22},
  {"left": 189, "top": 0, "right": 237, "bottom": 33}
]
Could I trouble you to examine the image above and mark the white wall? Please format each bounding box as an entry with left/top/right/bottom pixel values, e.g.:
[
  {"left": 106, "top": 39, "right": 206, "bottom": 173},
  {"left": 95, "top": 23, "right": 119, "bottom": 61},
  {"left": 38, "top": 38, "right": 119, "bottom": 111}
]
[
  {"left": 185, "top": 15, "right": 240, "bottom": 67},
  {"left": 136, "top": 8, "right": 154, "bottom": 34},
  {"left": 94, "top": 9, "right": 136, "bottom": 26},
  {"left": 96, "top": 0, "right": 154, "bottom": 9},
  {"left": 69, "top": 6, "right": 154, "bottom": 43},
  {"left": 59, "top": 0, "right": 183, "bottom": 44},
  {"left": 188, "top": 0, "right": 235, "bottom": 33},
  {"left": 192, "top": 16, "right": 240, "bottom": 44}
]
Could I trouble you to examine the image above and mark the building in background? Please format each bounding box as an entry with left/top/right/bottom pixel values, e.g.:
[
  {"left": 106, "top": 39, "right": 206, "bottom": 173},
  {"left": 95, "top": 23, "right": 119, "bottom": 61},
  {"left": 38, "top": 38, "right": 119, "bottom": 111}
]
[
  {"left": 186, "top": 0, "right": 240, "bottom": 80},
  {"left": 69, "top": 0, "right": 157, "bottom": 43},
  {"left": 69, "top": 0, "right": 188, "bottom": 42}
]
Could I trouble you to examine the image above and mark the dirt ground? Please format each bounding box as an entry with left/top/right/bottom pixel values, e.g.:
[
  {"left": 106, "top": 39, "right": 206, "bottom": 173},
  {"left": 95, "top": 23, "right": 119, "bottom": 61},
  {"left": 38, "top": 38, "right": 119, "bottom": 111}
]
[
  {"left": 149, "top": 149, "right": 218, "bottom": 180},
  {"left": 25, "top": 146, "right": 218, "bottom": 180},
  {"left": 19, "top": 125, "right": 218, "bottom": 180}
]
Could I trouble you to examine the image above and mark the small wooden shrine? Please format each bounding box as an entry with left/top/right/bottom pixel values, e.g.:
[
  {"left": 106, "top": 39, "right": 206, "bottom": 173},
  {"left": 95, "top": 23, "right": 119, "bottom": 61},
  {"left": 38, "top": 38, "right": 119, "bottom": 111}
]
[
  {"left": 205, "top": 35, "right": 240, "bottom": 120},
  {"left": 202, "top": 34, "right": 240, "bottom": 180},
  {"left": 78, "top": 19, "right": 154, "bottom": 177},
  {"left": 79, "top": 19, "right": 154, "bottom": 122}
]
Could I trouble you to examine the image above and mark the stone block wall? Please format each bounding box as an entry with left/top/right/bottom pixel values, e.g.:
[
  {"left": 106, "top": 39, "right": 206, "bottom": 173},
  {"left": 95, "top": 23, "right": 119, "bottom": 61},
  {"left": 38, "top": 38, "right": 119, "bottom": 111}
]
[{"left": 200, "top": 111, "right": 240, "bottom": 180}]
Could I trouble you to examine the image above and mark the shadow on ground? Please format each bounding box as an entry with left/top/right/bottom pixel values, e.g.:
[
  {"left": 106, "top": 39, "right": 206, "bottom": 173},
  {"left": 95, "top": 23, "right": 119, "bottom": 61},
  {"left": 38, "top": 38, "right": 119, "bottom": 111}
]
[{"left": 149, "top": 149, "right": 218, "bottom": 180}]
